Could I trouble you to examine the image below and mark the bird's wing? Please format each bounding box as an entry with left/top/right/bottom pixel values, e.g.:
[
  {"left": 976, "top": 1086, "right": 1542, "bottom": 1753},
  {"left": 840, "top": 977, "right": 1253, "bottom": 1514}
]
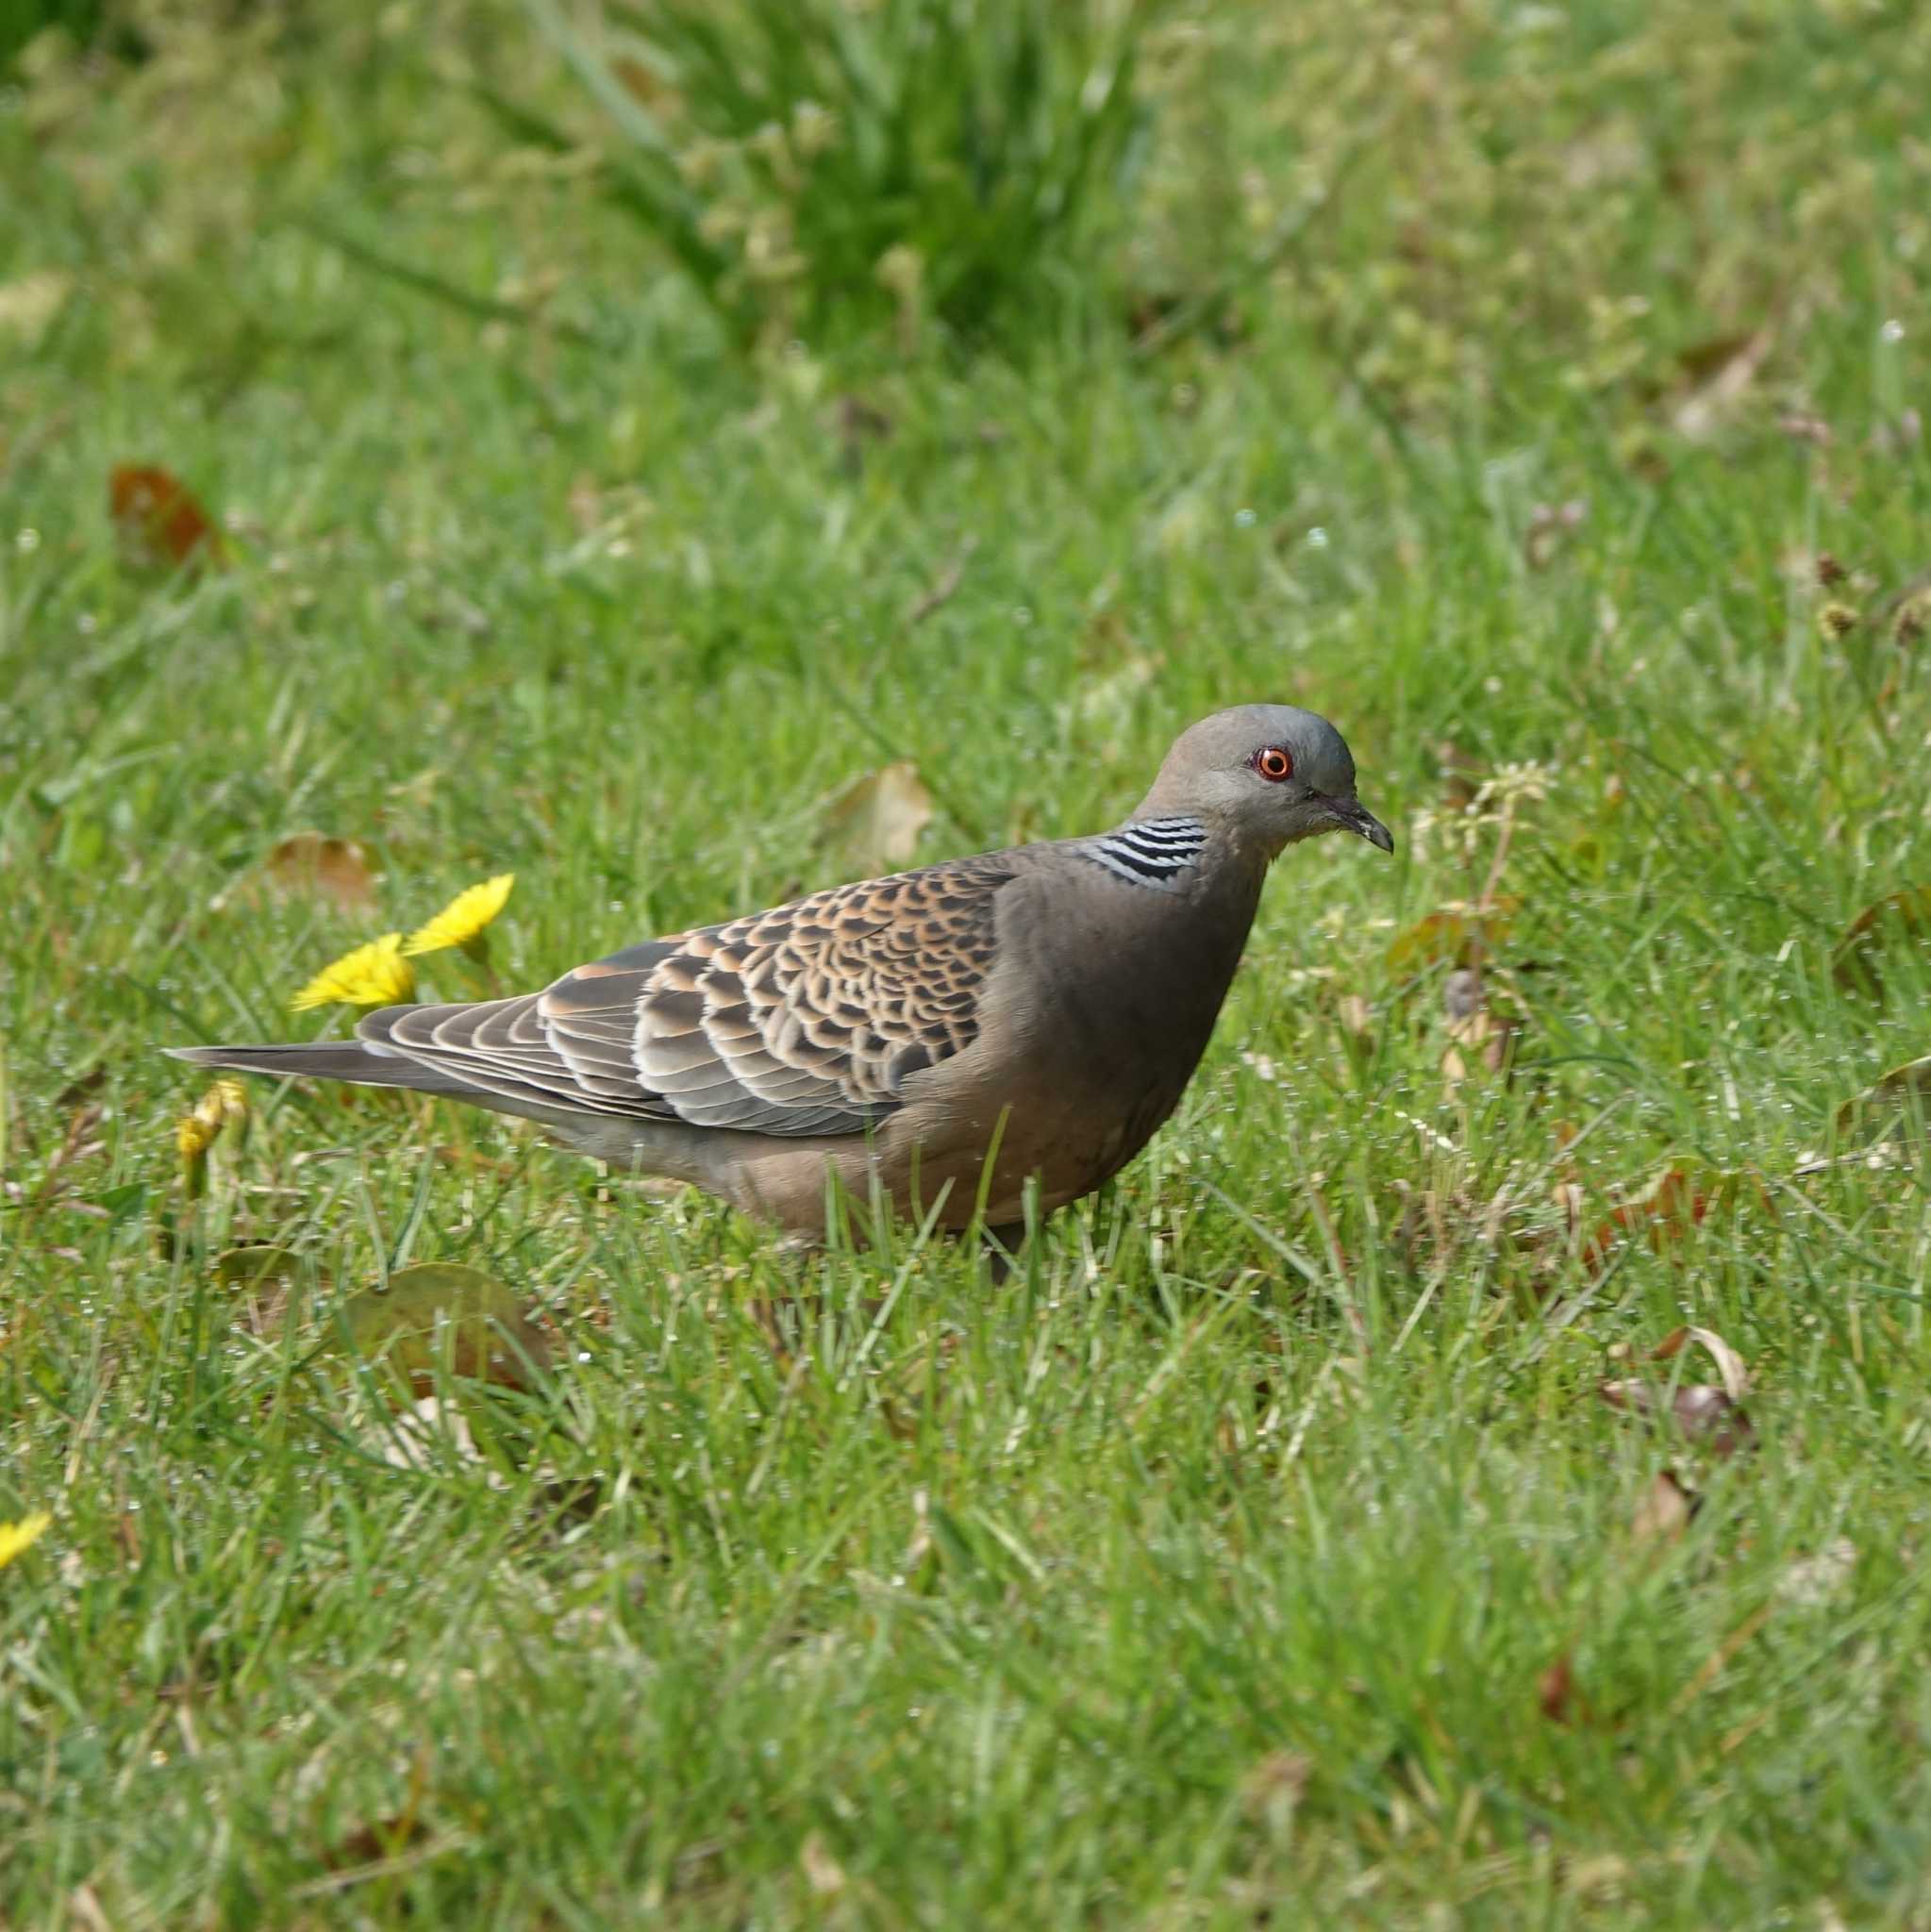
[{"left": 358, "top": 851, "right": 1021, "bottom": 1137}]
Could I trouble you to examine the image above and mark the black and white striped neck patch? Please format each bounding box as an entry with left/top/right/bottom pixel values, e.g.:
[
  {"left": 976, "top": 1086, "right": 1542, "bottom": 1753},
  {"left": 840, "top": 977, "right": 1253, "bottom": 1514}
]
[{"left": 1082, "top": 814, "right": 1208, "bottom": 888}]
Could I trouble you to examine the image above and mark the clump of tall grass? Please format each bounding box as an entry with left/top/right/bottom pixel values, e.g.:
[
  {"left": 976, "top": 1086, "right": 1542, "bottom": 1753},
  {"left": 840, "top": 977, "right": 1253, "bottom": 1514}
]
[{"left": 495, "top": 0, "right": 1165, "bottom": 353}]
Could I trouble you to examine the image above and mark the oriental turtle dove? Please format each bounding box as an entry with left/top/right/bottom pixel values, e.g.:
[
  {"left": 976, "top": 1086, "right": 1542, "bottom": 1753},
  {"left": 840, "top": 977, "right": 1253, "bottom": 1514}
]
[{"left": 171, "top": 706, "right": 1391, "bottom": 1243}]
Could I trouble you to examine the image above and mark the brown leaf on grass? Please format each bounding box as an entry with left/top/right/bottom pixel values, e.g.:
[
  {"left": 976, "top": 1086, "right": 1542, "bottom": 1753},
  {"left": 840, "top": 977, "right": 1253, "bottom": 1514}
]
[
  {"left": 333, "top": 1261, "right": 552, "bottom": 1398},
  {"left": 1240, "top": 1750, "right": 1311, "bottom": 1833},
  {"left": 322, "top": 1746, "right": 432, "bottom": 1871},
  {"left": 1577, "top": 1169, "right": 1773, "bottom": 1279},
  {"left": 1335, "top": 992, "right": 1373, "bottom": 1038},
  {"left": 1599, "top": 1379, "right": 1754, "bottom": 1458},
  {"left": 217, "top": 1245, "right": 307, "bottom": 1336},
  {"left": 1538, "top": 1653, "right": 1584, "bottom": 1724},
  {"left": 1387, "top": 900, "right": 1518, "bottom": 974},
  {"left": 822, "top": 761, "right": 934, "bottom": 872},
  {"left": 1683, "top": 1325, "right": 1749, "bottom": 1402},
  {"left": 1579, "top": 1166, "right": 1706, "bottom": 1274},
  {"left": 109, "top": 464, "right": 225, "bottom": 570},
  {"left": 213, "top": 1245, "right": 302, "bottom": 1291},
  {"left": 799, "top": 1833, "right": 847, "bottom": 1898},
  {"left": 1440, "top": 967, "right": 1517, "bottom": 1088},
  {"left": 1631, "top": 1470, "right": 1695, "bottom": 1546},
  {"left": 1831, "top": 888, "right": 1931, "bottom": 997},
  {"left": 265, "top": 833, "right": 376, "bottom": 911},
  {"left": 0, "top": 271, "right": 73, "bottom": 350},
  {"left": 1835, "top": 1055, "right": 1931, "bottom": 1141},
  {"left": 1642, "top": 1324, "right": 1749, "bottom": 1400},
  {"left": 1671, "top": 329, "right": 1773, "bottom": 441}
]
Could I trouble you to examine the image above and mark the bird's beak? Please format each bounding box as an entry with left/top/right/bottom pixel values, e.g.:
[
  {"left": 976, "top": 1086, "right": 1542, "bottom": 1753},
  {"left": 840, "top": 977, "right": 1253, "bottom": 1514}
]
[{"left": 1325, "top": 797, "right": 1395, "bottom": 853}]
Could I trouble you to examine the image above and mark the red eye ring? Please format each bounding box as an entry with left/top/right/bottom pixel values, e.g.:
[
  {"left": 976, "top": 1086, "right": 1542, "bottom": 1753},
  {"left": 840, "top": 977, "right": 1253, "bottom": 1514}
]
[{"left": 1253, "top": 745, "right": 1294, "bottom": 783}]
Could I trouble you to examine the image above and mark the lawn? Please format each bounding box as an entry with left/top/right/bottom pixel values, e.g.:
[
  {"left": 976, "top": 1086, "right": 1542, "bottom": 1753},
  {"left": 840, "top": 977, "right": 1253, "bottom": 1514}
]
[{"left": 5, "top": 2, "right": 1931, "bottom": 1924}]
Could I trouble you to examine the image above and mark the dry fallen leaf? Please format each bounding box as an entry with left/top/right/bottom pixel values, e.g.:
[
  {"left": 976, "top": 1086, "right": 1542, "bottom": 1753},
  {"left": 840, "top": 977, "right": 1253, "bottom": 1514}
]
[
  {"left": 266, "top": 833, "right": 377, "bottom": 911},
  {"left": 109, "top": 464, "right": 225, "bottom": 571},
  {"left": 1335, "top": 993, "right": 1373, "bottom": 1038},
  {"left": 1831, "top": 887, "right": 1931, "bottom": 997},
  {"left": 1576, "top": 1166, "right": 1772, "bottom": 1277},
  {"left": 333, "top": 1261, "right": 552, "bottom": 1398},
  {"left": 213, "top": 1245, "right": 302, "bottom": 1291},
  {"left": 1538, "top": 1653, "right": 1583, "bottom": 1724},
  {"left": 1672, "top": 328, "right": 1773, "bottom": 440},
  {"left": 1440, "top": 967, "right": 1516, "bottom": 1088},
  {"left": 1387, "top": 900, "right": 1519, "bottom": 974},
  {"left": 1240, "top": 1750, "right": 1311, "bottom": 1833},
  {"left": 1683, "top": 1325, "right": 1749, "bottom": 1403},
  {"left": 217, "top": 1245, "right": 308, "bottom": 1337},
  {"left": 799, "top": 1832, "right": 847, "bottom": 1898},
  {"left": 0, "top": 270, "right": 73, "bottom": 346},
  {"left": 1835, "top": 1056, "right": 1931, "bottom": 1141},
  {"left": 322, "top": 1746, "right": 432, "bottom": 1870},
  {"left": 1631, "top": 1469, "right": 1694, "bottom": 1547},
  {"left": 1599, "top": 1378, "right": 1754, "bottom": 1458},
  {"left": 822, "top": 761, "right": 934, "bottom": 872}
]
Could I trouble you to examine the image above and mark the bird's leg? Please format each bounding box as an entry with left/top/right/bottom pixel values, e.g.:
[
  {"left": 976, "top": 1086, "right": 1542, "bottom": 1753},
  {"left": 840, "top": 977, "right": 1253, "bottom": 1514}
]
[
  {"left": 746, "top": 1230, "right": 826, "bottom": 1360},
  {"left": 980, "top": 1222, "right": 1028, "bottom": 1284}
]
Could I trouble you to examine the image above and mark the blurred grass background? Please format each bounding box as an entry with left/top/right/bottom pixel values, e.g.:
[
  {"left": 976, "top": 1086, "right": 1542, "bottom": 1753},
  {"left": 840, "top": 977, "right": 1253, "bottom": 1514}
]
[{"left": 4, "top": 0, "right": 1931, "bottom": 1924}]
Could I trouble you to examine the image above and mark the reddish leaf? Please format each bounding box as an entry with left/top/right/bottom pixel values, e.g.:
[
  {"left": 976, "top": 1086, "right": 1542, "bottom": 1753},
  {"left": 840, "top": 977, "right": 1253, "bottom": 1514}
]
[
  {"left": 1539, "top": 1653, "right": 1582, "bottom": 1724},
  {"left": 109, "top": 465, "right": 224, "bottom": 570},
  {"left": 322, "top": 1746, "right": 431, "bottom": 1870},
  {"left": 1387, "top": 899, "right": 1519, "bottom": 974},
  {"left": 1581, "top": 1167, "right": 1708, "bottom": 1274}
]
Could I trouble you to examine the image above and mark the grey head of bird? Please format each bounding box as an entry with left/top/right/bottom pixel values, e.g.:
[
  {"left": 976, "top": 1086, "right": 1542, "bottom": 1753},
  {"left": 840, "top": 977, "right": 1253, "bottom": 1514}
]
[{"left": 1133, "top": 703, "right": 1394, "bottom": 858}]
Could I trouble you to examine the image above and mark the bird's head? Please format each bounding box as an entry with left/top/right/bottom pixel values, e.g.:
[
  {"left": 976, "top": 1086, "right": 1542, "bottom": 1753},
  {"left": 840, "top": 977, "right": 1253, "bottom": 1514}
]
[{"left": 1137, "top": 704, "right": 1393, "bottom": 860}]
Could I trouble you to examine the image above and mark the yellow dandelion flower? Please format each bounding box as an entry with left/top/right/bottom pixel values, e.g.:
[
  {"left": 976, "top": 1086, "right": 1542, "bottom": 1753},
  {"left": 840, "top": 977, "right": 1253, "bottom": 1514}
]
[
  {"left": 291, "top": 933, "right": 416, "bottom": 1012},
  {"left": 0, "top": 1511, "right": 51, "bottom": 1569},
  {"left": 191, "top": 1078, "right": 244, "bottom": 1134},
  {"left": 176, "top": 1111, "right": 217, "bottom": 1196},
  {"left": 403, "top": 874, "right": 514, "bottom": 958}
]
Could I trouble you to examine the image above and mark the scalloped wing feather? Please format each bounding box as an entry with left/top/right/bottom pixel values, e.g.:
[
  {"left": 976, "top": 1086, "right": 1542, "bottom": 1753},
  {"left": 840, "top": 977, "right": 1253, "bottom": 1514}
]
[{"left": 357, "top": 853, "right": 1019, "bottom": 1137}]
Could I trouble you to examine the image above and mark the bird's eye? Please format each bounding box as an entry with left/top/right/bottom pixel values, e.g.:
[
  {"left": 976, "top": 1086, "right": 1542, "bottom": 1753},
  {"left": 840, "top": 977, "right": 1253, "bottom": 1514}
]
[{"left": 1252, "top": 745, "right": 1294, "bottom": 783}]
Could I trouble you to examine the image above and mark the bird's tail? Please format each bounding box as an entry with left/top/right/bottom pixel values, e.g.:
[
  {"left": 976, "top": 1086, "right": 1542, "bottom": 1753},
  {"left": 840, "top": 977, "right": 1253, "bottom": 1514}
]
[{"left": 166, "top": 1041, "right": 474, "bottom": 1096}]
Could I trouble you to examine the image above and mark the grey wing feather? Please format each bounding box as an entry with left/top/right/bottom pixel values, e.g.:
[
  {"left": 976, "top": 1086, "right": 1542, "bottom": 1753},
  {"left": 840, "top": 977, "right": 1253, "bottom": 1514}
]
[{"left": 353, "top": 852, "right": 1020, "bottom": 1137}]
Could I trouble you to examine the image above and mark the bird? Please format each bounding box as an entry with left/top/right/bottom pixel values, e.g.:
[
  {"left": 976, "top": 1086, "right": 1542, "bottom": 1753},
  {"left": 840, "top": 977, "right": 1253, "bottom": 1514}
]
[{"left": 170, "top": 706, "right": 1391, "bottom": 1250}]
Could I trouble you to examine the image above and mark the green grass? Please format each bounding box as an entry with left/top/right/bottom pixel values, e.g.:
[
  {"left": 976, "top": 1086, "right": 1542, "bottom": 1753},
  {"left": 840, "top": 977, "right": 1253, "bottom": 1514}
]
[{"left": 6, "top": 2, "right": 1931, "bottom": 1924}]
